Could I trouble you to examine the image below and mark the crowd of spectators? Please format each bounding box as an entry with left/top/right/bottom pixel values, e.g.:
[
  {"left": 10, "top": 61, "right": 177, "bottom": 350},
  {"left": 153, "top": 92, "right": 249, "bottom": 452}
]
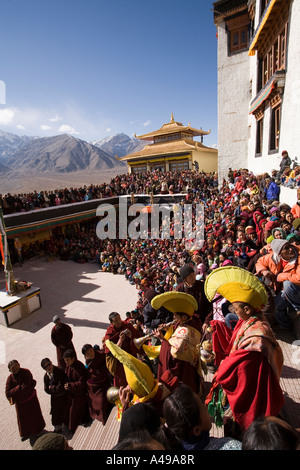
[
  {"left": 5, "top": 162, "right": 300, "bottom": 330},
  {"left": 1, "top": 150, "right": 299, "bottom": 216},
  {"left": 0, "top": 169, "right": 218, "bottom": 214},
  {"left": 4, "top": 158, "right": 300, "bottom": 450}
]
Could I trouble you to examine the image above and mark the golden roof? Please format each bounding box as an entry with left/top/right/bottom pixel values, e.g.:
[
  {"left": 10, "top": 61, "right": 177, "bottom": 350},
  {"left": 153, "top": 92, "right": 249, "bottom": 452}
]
[
  {"left": 135, "top": 113, "right": 211, "bottom": 141},
  {"left": 119, "top": 138, "right": 216, "bottom": 161}
]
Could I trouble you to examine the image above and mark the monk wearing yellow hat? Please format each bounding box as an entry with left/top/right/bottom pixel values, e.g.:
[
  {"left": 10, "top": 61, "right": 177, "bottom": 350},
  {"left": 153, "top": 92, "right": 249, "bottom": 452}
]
[
  {"left": 151, "top": 291, "right": 205, "bottom": 397},
  {"left": 105, "top": 339, "right": 179, "bottom": 419},
  {"left": 204, "top": 266, "right": 284, "bottom": 438}
]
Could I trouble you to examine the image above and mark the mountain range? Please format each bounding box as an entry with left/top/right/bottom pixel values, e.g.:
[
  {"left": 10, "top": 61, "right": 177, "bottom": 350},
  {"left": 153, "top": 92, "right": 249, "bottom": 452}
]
[{"left": 0, "top": 130, "right": 145, "bottom": 174}]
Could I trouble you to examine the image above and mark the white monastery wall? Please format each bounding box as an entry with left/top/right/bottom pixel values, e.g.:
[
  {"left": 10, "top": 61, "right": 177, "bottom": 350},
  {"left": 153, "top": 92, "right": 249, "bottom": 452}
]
[{"left": 217, "top": 21, "right": 250, "bottom": 182}]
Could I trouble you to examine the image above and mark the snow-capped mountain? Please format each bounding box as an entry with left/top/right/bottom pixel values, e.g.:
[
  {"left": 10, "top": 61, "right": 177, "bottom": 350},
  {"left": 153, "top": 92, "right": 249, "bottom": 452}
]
[
  {"left": 92, "top": 133, "right": 145, "bottom": 159},
  {"left": 0, "top": 130, "right": 145, "bottom": 175},
  {"left": 3, "top": 134, "right": 126, "bottom": 173},
  {"left": 0, "top": 130, "right": 35, "bottom": 162}
]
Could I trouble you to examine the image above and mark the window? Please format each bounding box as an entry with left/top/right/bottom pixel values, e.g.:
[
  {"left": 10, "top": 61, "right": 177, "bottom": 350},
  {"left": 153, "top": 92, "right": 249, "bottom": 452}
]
[
  {"left": 154, "top": 133, "right": 181, "bottom": 143},
  {"left": 132, "top": 165, "right": 147, "bottom": 174},
  {"left": 226, "top": 13, "right": 250, "bottom": 54},
  {"left": 260, "top": 0, "right": 269, "bottom": 19},
  {"left": 230, "top": 26, "right": 248, "bottom": 52},
  {"left": 261, "top": 23, "right": 287, "bottom": 86},
  {"left": 256, "top": 118, "right": 263, "bottom": 156},
  {"left": 279, "top": 26, "right": 287, "bottom": 69},
  {"left": 269, "top": 105, "right": 281, "bottom": 151},
  {"left": 169, "top": 161, "right": 189, "bottom": 172}
]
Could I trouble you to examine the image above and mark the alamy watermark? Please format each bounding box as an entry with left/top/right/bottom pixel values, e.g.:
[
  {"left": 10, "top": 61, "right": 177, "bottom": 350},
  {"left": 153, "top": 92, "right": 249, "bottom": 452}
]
[{"left": 95, "top": 198, "right": 205, "bottom": 250}]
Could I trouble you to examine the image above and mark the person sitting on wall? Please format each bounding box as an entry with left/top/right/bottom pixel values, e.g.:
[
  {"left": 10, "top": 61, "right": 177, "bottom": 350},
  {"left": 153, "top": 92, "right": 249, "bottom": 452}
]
[{"left": 256, "top": 239, "right": 300, "bottom": 330}]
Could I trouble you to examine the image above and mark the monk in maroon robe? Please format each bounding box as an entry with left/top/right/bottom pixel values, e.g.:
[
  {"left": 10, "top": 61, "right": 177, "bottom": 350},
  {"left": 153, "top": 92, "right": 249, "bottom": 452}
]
[
  {"left": 155, "top": 314, "right": 203, "bottom": 395},
  {"left": 206, "top": 315, "right": 284, "bottom": 434},
  {"left": 176, "top": 265, "right": 212, "bottom": 325},
  {"left": 41, "top": 358, "right": 69, "bottom": 432},
  {"left": 63, "top": 349, "right": 90, "bottom": 434},
  {"left": 82, "top": 344, "right": 112, "bottom": 424},
  {"left": 103, "top": 312, "right": 141, "bottom": 388},
  {"left": 5, "top": 360, "right": 45, "bottom": 441},
  {"left": 51, "top": 316, "right": 76, "bottom": 369}
]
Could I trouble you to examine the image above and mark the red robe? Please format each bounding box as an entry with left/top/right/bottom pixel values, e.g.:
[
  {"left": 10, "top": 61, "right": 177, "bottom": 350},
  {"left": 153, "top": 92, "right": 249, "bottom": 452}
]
[
  {"left": 43, "top": 365, "right": 69, "bottom": 427},
  {"left": 85, "top": 349, "right": 112, "bottom": 424},
  {"left": 51, "top": 322, "right": 76, "bottom": 369},
  {"left": 157, "top": 317, "right": 202, "bottom": 394},
  {"left": 210, "top": 319, "right": 233, "bottom": 366},
  {"left": 208, "top": 317, "right": 284, "bottom": 430},
  {"left": 104, "top": 321, "right": 141, "bottom": 388},
  {"left": 216, "top": 349, "right": 284, "bottom": 430},
  {"left": 65, "top": 359, "right": 89, "bottom": 432},
  {"left": 5, "top": 368, "right": 45, "bottom": 438}
]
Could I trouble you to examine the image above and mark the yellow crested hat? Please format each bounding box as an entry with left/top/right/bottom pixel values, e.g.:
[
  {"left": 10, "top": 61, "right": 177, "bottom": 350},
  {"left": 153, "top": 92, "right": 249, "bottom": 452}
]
[
  {"left": 105, "top": 340, "right": 155, "bottom": 397},
  {"left": 151, "top": 291, "right": 198, "bottom": 317},
  {"left": 204, "top": 266, "right": 268, "bottom": 310}
]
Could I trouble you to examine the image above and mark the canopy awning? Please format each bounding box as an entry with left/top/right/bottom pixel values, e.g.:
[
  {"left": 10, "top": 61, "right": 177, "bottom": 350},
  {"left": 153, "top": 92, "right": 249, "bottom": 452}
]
[
  {"left": 6, "top": 209, "right": 97, "bottom": 237},
  {"left": 249, "top": 71, "right": 285, "bottom": 115},
  {"left": 249, "top": 80, "right": 275, "bottom": 114}
]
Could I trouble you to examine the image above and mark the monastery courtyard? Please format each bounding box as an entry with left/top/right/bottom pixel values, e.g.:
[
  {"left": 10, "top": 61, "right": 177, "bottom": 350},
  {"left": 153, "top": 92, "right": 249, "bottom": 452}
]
[{"left": 0, "top": 257, "right": 299, "bottom": 450}]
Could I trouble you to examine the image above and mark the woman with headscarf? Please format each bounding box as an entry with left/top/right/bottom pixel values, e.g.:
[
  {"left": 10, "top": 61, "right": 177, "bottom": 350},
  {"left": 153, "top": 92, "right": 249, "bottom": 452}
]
[
  {"left": 256, "top": 218, "right": 267, "bottom": 247},
  {"left": 256, "top": 239, "right": 300, "bottom": 329}
]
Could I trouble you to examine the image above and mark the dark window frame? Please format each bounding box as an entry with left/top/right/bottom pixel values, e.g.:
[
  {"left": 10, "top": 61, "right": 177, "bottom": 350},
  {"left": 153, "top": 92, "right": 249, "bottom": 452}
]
[
  {"left": 269, "top": 104, "right": 281, "bottom": 153},
  {"left": 255, "top": 117, "right": 264, "bottom": 157}
]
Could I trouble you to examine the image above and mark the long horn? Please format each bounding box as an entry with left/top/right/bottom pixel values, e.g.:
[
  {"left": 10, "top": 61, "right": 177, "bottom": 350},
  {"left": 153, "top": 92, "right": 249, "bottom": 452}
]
[
  {"left": 133, "top": 320, "right": 176, "bottom": 349},
  {"left": 133, "top": 333, "right": 152, "bottom": 349},
  {"left": 106, "top": 386, "right": 120, "bottom": 404}
]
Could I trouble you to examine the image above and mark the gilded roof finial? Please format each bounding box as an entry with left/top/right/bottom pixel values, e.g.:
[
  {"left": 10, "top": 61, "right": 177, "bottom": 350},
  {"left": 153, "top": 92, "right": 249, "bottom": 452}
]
[{"left": 171, "top": 112, "right": 174, "bottom": 122}]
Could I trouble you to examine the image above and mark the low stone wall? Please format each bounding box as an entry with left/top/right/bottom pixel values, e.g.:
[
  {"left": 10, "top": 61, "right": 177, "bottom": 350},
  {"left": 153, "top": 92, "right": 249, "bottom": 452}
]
[{"left": 279, "top": 185, "right": 298, "bottom": 207}]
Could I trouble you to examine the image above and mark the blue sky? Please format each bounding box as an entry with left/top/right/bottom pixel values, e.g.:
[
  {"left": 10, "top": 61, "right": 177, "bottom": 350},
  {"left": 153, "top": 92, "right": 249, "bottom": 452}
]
[{"left": 0, "top": 0, "right": 218, "bottom": 146}]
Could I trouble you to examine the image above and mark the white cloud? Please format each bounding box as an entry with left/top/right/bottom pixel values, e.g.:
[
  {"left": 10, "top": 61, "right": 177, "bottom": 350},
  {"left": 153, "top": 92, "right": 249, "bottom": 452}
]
[
  {"left": 0, "top": 103, "right": 115, "bottom": 141},
  {"left": 0, "top": 107, "right": 16, "bottom": 125},
  {"left": 142, "top": 120, "right": 152, "bottom": 127},
  {"left": 58, "top": 124, "right": 80, "bottom": 135}
]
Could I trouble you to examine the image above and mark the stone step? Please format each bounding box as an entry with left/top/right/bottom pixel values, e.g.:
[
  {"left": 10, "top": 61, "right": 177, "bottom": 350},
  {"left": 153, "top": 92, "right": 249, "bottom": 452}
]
[
  {"left": 97, "top": 407, "right": 120, "bottom": 450},
  {"left": 69, "top": 422, "right": 98, "bottom": 450},
  {"left": 69, "top": 406, "right": 120, "bottom": 450}
]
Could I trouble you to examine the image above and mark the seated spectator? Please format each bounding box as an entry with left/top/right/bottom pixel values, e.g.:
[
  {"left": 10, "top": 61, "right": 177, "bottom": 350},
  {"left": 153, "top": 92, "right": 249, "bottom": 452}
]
[
  {"left": 153, "top": 384, "right": 241, "bottom": 451},
  {"left": 112, "top": 430, "right": 165, "bottom": 450},
  {"left": 242, "top": 416, "right": 300, "bottom": 450},
  {"left": 265, "top": 177, "right": 280, "bottom": 202},
  {"left": 117, "top": 402, "right": 161, "bottom": 443},
  {"left": 291, "top": 200, "right": 300, "bottom": 219},
  {"left": 256, "top": 239, "right": 300, "bottom": 329},
  {"left": 32, "top": 432, "right": 73, "bottom": 450},
  {"left": 286, "top": 232, "right": 300, "bottom": 246},
  {"left": 279, "top": 150, "right": 291, "bottom": 175}
]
